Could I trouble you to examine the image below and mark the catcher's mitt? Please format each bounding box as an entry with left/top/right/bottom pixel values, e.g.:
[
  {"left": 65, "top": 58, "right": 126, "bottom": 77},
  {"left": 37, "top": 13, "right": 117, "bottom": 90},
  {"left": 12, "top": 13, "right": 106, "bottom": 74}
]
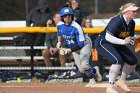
[{"left": 134, "top": 36, "right": 140, "bottom": 53}]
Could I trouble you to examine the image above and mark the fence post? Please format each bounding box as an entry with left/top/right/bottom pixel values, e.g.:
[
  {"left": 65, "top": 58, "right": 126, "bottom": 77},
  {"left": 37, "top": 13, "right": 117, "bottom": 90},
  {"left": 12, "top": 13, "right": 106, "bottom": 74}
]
[{"left": 30, "top": 45, "right": 35, "bottom": 80}]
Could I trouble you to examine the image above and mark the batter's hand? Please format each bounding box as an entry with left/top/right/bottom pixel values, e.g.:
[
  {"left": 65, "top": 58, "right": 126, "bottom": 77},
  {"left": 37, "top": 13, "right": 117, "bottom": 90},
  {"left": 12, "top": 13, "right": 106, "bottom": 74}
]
[
  {"left": 53, "top": 48, "right": 59, "bottom": 54},
  {"left": 49, "top": 47, "right": 59, "bottom": 55},
  {"left": 49, "top": 47, "right": 54, "bottom": 55},
  {"left": 59, "top": 48, "right": 71, "bottom": 55}
]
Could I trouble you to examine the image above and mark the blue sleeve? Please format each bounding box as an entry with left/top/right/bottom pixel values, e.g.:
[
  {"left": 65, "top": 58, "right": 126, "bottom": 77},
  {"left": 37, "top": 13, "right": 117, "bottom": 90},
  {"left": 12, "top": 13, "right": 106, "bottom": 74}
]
[
  {"left": 75, "top": 28, "right": 85, "bottom": 48},
  {"left": 77, "top": 40, "right": 84, "bottom": 48},
  {"left": 57, "top": 26, "right": 62, "bottom": 36}
]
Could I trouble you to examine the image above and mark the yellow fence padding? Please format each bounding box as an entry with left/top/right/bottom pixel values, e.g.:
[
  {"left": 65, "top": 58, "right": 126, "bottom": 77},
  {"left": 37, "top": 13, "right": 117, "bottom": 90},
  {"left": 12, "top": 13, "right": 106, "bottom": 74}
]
[{"left": 0, "top": 26, "right": 140, "bottom": 34}]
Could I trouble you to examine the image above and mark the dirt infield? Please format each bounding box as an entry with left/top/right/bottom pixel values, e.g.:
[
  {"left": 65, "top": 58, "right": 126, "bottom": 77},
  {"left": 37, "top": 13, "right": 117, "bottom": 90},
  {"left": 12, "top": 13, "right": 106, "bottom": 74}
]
[{"left": 0, "top": 83, "right": 140, "bottom": 93}]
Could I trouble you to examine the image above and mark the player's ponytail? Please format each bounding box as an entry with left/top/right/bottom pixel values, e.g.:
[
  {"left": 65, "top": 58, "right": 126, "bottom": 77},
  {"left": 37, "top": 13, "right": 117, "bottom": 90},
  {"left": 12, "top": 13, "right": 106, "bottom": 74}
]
[
  {"left": 119, "top": 3, "right": 138, "bottom": 14},
  {"left": 111, "top": 3, "right": 139, "bottom": 19}
]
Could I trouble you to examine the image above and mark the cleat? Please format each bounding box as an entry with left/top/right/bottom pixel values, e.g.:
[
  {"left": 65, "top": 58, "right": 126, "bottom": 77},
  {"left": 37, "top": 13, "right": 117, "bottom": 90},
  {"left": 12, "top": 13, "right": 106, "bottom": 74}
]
[
  {"left": 106, "top": 87, "right": 118, "bottom": 93},
  {"left": 94, "top": 66, "right": 102, "bottom": 82},
  {"left": 85, "top": 78, "right": 96, "bottom": 87},
  {"left": 116, "top": 79, "right": 131, "bottom": 92}
]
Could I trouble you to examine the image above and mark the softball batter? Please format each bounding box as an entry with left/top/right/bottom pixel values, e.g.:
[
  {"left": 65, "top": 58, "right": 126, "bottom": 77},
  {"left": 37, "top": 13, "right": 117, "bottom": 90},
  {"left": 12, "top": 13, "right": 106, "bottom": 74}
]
[
  {"left": 56, "top": 7, "right": 101, "bottom": 87},
  {"left": 95, "top": 3, "right": 139, "bottom": 93}
]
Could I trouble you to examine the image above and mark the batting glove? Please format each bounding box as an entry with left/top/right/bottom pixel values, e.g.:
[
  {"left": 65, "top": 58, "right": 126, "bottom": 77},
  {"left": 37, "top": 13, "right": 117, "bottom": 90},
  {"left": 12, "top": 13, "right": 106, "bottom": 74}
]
[
  {"left": 130, "top": 37, "right": 135, "bottom": 45},
  {"left": 59, "top": 48, "right": 71, "bottom": 55},
  {"left": 56, "top": 42, "right": 61, "bottom": 48}
]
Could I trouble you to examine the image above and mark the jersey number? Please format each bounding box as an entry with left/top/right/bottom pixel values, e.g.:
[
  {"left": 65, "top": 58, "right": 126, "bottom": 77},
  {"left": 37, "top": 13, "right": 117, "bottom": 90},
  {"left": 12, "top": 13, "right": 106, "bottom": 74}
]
[{"left": 66, "top": 40, "right": 75, "bottom": 44}]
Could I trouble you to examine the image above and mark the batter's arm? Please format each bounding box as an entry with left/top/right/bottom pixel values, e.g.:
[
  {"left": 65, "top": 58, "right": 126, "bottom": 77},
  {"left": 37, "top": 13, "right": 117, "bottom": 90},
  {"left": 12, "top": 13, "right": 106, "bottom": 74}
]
[{"left": 56, "top": 36, "right": 62, "bottom": 48}]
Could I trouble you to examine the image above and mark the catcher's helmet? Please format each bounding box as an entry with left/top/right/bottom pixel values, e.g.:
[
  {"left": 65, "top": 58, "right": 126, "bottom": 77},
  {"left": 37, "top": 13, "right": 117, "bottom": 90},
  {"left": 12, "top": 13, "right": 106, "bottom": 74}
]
[{"left": 60, "top": 7, "right": 74, "bottom": 17}]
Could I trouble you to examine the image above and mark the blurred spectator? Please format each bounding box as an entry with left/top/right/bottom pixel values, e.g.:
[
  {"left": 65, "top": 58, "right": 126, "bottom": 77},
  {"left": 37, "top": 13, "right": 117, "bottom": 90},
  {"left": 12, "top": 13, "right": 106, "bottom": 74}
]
[
  {"left": 24, "top": 0, "right": 54, "bottom": 56},
  {"left": 82, "top": 17, "right": 92, "bottom": 28},
  {"left": 69, "top": 0, "right": 89, "bottom": 25}
]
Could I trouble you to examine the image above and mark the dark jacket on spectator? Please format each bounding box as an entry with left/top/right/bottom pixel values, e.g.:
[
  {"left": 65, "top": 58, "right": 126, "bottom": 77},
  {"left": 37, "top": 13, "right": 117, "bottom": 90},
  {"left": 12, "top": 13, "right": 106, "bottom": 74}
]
[
  {"left": 45, "top": 33, "right": 57, "bottom": 48},
  {"left": 26, "top": 0, "right": 54, "bottom": 26},
  {"left": 73, "top": 7, "right": 88, "bottom": 25},
  {"left": 24, "top": 0, "right": 54, "bottom": 47}
]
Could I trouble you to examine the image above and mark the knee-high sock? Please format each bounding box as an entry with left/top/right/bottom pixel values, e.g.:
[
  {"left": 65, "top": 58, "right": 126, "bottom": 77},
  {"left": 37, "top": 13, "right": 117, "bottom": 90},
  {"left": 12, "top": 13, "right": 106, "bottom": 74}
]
[
  {"left": 121, "top": 63, "right": 136, "bottom": 80},
  {"left": 109, "top": 64, "right": 121, "bottom": 86},
  {"left": 84, "top": 67, "right": 96, "bottom": 79}
]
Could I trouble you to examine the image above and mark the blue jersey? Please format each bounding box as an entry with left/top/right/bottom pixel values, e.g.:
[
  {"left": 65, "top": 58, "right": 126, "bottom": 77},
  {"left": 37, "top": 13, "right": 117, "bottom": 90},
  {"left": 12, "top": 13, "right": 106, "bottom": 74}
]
[
  {"left": 57, "top": 21, "right": 86, "bottom": 48},
  {"left": 100, "top": 15, "right": 135, "bottom": 40}
]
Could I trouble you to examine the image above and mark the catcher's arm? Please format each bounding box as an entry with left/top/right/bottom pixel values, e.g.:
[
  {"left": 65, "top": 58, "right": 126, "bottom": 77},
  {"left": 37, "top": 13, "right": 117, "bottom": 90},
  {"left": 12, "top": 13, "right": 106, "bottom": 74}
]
[{"left": 134, "top": 36, "right": 140, "bottom": 53}]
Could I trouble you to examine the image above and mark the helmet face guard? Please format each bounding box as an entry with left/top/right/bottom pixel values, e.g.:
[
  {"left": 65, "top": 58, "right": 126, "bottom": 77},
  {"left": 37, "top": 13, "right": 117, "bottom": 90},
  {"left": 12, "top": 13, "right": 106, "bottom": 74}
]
[{"left": 60, "top": 7, "right": 74, "bottom": 22}]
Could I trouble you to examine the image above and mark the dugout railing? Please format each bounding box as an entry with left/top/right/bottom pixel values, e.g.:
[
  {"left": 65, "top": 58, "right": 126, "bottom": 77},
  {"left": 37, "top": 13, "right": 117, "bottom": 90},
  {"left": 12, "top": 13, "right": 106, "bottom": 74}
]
[{"left": 0, "top": 26, "right": 140, "bottom": 80}]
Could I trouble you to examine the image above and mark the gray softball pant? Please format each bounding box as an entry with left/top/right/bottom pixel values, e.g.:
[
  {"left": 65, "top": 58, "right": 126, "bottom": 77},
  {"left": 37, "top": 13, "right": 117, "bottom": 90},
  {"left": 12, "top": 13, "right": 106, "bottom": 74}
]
[{"left": 72, "top": 35, "right": 92, "bottom": 73}]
